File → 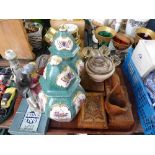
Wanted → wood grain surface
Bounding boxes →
[78,92,107,129]
[0,19,35,60]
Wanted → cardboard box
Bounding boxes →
[9,99,49,135]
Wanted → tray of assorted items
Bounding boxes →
[48,42,135,134]
[37,23,135,134]
[49,69,135,134]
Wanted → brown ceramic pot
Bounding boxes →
[85,56,115,82]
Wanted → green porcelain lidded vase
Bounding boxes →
[39,25,86,122]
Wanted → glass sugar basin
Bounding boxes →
[85,54,115,82]
[86,56,114,75]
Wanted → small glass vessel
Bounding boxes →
[86,56,114,75]
[85,48,115,82]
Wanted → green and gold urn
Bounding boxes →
[39,25,85,122]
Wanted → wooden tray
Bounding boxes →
[49,68,137,134]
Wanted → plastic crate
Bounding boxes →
[122,48,155,135]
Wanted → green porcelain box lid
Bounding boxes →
[48,25,80,58]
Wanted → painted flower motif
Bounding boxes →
[50,104,71,122]
[73,91,86,105]
[55,37,73,51]
[56,66,75,88]
[49,55,62,65]
[73,91,86,113]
